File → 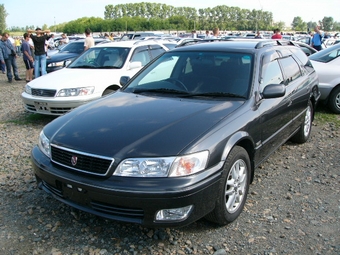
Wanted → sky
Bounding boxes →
[3,0,339,29]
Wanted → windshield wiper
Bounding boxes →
[180,92,246,99]
[132,88,189,94]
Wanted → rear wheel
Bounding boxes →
[291,100,313,144]
[205,146,250,225]
[328,86,340,114]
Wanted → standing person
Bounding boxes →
[255,31,263,38]
[271,29,282,39]
[211,27,220,39]
[59,33,69,45]
[22,33,34,83]
[312,26,323,51]
[47,34,55,50]
[0,34,5,74]
[0,32,22,83]
[15,37,22,56]
[84,28,94,51]
[28,28,52,78]
[205,30,211,39]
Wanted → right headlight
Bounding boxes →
[57,87,95,97]
[25,84,32,95]
[38,131,51,158]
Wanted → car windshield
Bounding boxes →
[68,47,130,69]
[309,44,340,63]
[123,51,253,99]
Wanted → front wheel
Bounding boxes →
[328,86,340,114]
[290,100,313,144]
[205,146,250,225]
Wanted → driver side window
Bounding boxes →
[260,60,284,92]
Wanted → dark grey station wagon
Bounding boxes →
[32,39,320,227]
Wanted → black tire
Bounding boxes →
[205,146,250,225]
[291,100,313,144]
[328,86,340,114]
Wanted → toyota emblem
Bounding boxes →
[71,155,78,166]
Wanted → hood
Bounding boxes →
[46,52,79,63]
[28,68,117,89]
[44,92,244,160]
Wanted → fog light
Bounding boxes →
[155,205,193,221]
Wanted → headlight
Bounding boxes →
[114,151,209,177]
[38,131,51,158]
[25,85,32,94]
[57,87,95,97]
[48,61,65,67]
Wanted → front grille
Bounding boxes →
[51,145,114,176]
[32,88,57,97]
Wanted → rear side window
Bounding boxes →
[149,45,166,59]
[278,57,301,84]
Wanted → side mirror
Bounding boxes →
[129,61,142,70]
[120,76,130,86]
[262,84,286,99]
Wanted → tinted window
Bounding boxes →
[260,60,284,91]
[149,45,166,59]
[278,57,301,83]
[309,44,340,63]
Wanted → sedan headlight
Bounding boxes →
[57,87,95,97]
[25,84,32,94]
[38,131,51,158]
[114,151,209,177]
[48,61,65,67]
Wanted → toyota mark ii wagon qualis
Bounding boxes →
[31,39,320,227]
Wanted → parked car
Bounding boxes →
[31,39,320,228]
[22,40,172,115]
[46,38,110,73]
[309,43,340,113]
[292,41,318,56]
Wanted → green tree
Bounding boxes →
[321,16,334,31]
[0,4,7,33]
[291,16,307,31]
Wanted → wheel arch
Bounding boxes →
[221,131,256,184]
[102,84,121,96]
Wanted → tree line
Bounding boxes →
[1,3,339,35]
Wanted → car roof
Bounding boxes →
[91,40,169,49]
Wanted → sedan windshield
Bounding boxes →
[309,44,340,63]
[123,51,253,98]
[68,47,130,69]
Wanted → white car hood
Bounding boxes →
[27,68,124,90]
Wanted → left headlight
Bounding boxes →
[38,131,51,158]
[25,85,32,95]
[57,87,95,97]
[114,151,209,177]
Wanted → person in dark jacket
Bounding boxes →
[0,32,22,83]
[27,28,52,78]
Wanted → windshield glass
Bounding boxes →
[68,47,130,69]
[123,51,253,98]
[309,44,340,63]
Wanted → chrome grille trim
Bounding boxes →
[51,144,115,176]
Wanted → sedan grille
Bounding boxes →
[32,89,57,97]
[51,145,114,176]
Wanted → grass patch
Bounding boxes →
[4,113,56,126]
[315,104,340,127]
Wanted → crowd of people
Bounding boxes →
[0,28,95,83]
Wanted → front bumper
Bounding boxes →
[31,146,223,227]
[21,92,100,116]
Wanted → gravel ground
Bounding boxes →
[0,61,339,255]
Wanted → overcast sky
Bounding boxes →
[3,0,339,29]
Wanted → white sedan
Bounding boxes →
[309,43,340,113]
[22,40,174,115]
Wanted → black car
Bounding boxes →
[32,39,320,228]
[46,38,110,73]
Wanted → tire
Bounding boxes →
[328,86,340,114]
[205,146,250,225]
[290,100,313,144]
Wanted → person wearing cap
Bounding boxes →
[27,28,53,78]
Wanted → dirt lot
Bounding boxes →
[0,60,339,255]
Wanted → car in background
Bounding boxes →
[31,39,320,227]
[292,41,317,56]
[46,38,110,73]
[22,40,172,115]
[309,43,340,113]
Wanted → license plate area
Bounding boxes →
[34,101,50,113]
[61,182,90,205]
